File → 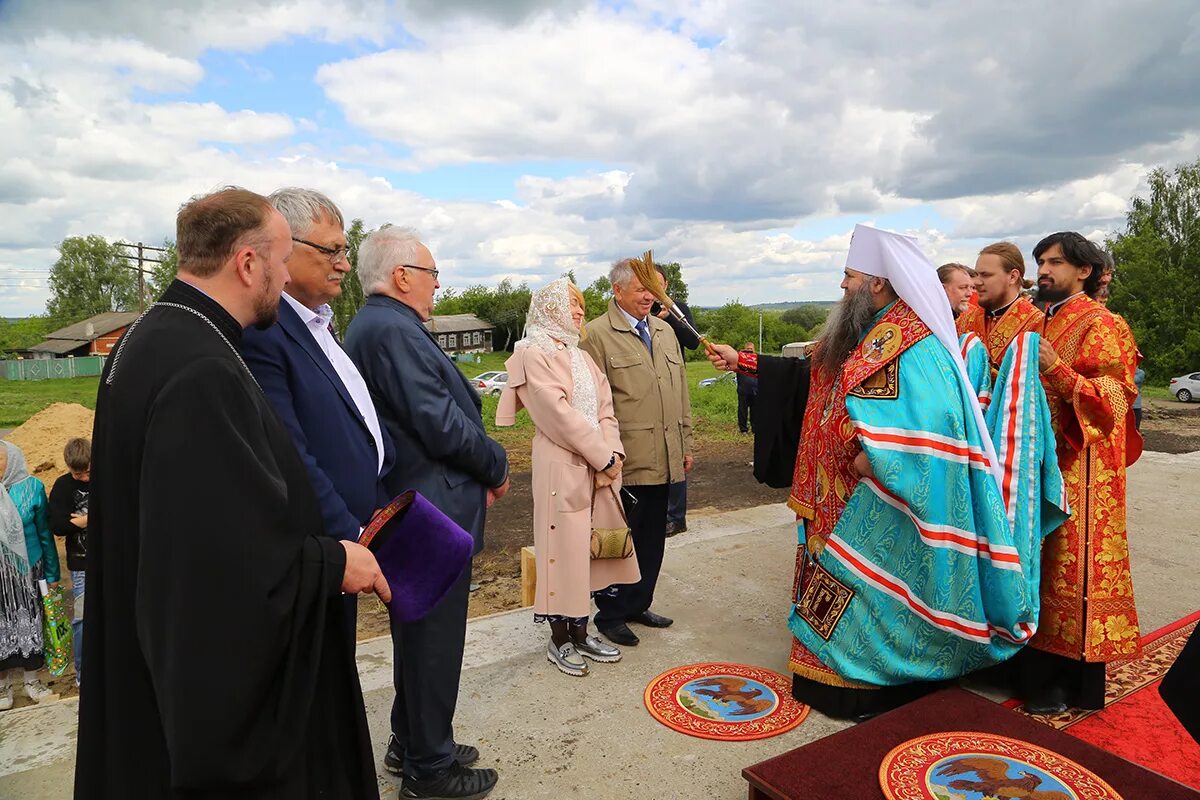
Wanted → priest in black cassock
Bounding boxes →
[75,187,391,800]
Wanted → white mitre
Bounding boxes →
[845,223,1001,483]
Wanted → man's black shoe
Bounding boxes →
[598,622,639,646]
[1022,685,1069,716]
[386,736,480,776]
[665,520,687,537]
[400,763,498,800]
[631,610,674,628]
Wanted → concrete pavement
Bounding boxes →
[2,451,1197,799]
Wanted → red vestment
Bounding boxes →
[1035,293,1141,663]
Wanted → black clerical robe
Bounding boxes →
[75,280,378,800]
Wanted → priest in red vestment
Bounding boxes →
[1016,231,1142,714]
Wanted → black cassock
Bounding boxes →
[750,354,810,489]
[75,280,378,799]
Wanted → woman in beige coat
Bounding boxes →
[497,279,640,676]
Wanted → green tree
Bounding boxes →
[780,304,829,337]
[148,240,178,300]
[582,275,611,320]
[46,235,139,323]
[655,261,689,304]
[0,316,57,357]
[1107,158,1200,381]
[331,218,370,334]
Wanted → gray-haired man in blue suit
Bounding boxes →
[345,225,508,800]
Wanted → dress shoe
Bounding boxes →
[631,610,674,628]
[546,640,588,677]
[400,763,498,800]
[665,520,687,537]
[573,635,622,663]
[598,622,640,646]
[386,735,479,776]
[1022,685,1069,716]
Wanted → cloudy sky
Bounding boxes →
[2,0,1198,316]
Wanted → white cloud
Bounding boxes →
[3,0,1198,318]
[0,0,393,55]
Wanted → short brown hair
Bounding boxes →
[63,437,91,471]
[978,241,1025,278]
[937,263,971,284]
[176,187,274,278]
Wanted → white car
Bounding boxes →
[1169,371,1200,403]
[472,371,508,396]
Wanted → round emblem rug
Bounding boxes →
[643,662,809,741]
[879,731,1125,800]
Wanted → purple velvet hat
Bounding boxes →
[359,490,474,623]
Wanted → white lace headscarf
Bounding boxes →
[514,278,599,430]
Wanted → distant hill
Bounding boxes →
[692,300,837,312]
[748,301,837,311]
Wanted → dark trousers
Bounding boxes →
[594,483,669,629]
[666,480,687,526]
[1011,645,1106,710]
[1133,407,1142,429]
[738,392,755,433]
[390,561,472,779]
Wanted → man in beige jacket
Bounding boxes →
[581,258,694,646]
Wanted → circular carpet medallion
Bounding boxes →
[879,731,1125,800]
[643,662,809,741]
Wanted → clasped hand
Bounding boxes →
[594,455,623,488]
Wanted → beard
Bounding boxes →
[252,262,281,330]
[815,283,877,374]
[1036,280,1070,304]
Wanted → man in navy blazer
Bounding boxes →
[240,188,393,639]
[346,225,508,800]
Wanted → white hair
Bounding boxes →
[608,258,636,289]
[358,225,425,294]
[268,187,344,237]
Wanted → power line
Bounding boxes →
[114,241,170,312]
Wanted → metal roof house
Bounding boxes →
[423,314,494,354]
[29,311,140,359]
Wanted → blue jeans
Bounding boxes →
[70,571,85,682]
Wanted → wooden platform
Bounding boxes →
[743,688,1200,799]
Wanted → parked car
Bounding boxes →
[698,372,735,389]
[1169,371,1200,403]
[472,371,508,396]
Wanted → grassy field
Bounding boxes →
[0,377,100,428]
[0,353,738,470]
[0,355,1183,432]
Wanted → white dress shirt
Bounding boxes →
[281,292,386,474]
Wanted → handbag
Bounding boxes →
[38,579,72,677]
[590,484,634,560]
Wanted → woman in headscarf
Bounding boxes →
[497,279,640,677]
[1,440,60,708]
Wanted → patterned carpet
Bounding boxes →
[1011,610,1200,789]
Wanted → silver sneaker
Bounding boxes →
[547,640,588,677]
[574,635,622,663]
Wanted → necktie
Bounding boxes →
[636,318,652,354]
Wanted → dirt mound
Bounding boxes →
[4,402,95,490]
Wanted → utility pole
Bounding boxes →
[758,312,763,353]
[115,242,168,311]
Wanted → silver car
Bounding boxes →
[1169,371,1200,402]
[472,371,508,396]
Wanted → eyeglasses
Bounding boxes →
[395,264,440,280]
[292,237,349,264]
